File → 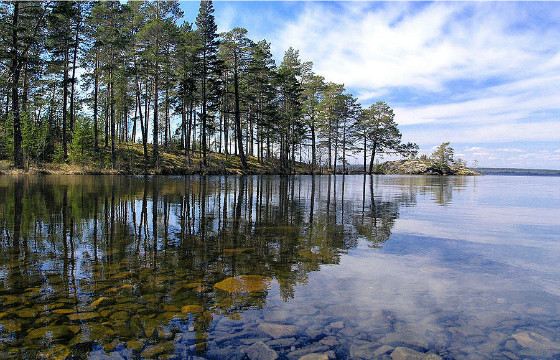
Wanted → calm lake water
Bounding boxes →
[0,175,559,359]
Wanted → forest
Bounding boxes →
[0,0,419,174]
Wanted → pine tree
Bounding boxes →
[137,1,181,167]
[195,0,221,167]
[277,48,304,171]
[220,27,252,169]
[2,2,47,168]
[302,70,325,172]
[247,40,278,162]
[358,101,412,174]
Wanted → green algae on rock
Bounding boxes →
[140,341,175,358]
[214,275,271,294]
[67,312,100,322]
[90,297,114,309]
[127,339,146,352]
[181,305,203,314]
[37,344,71,360]
[25,325,80,343]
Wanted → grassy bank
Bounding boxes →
[0,143,480,176]
[0,143,312,175]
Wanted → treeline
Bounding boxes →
[0,1,417,173]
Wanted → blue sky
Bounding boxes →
[181,1,560,169]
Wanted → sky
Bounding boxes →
[181,1,560,169]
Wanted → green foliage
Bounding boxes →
[1,0,431,174]
[0,116,13,160]
[430,142,455,174]
[69,117,95,164]
[22,112,49,163]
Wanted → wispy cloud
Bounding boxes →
[204,1,560,168]
[272,2,559,94]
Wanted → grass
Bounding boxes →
[0,143,313,175]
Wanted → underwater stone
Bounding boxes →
[391,347,442,360]
[37,344,70,360]
[373,345,394,357]
[214,275,270,294]
[244,341,279,360]
[25,325,79,342]
[67,312,100,321]
[181,305,203,314]
[512,331,560,352]
[52,309,75,315]
[140,341,175,358]
[127,339,145,352]
[16,309,38,318]
[258,323,298,339]
[299,352,335,360]
[91,297,114,309]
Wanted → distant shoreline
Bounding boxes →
[476,168,560,176]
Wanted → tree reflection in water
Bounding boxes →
[0,175,464,358]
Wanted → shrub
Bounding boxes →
[69,117,95,164]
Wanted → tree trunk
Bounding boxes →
[136,82,147,162]
[369,142,377,175]
[153,67,159,168]
[62,46,69,160]
[11,2,23,169]
[363,135,367,174]
[223,73,228,155]
[233,57,247,169]
[93,53,99,151]
[69,18,79,134]
[311,119,316,173]
[181,93,186,151]
[201,52,207,166]
[164,83,169,148]
[110,69,116,168]
[104,94,108,148]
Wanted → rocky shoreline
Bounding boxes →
[379,159,480,176]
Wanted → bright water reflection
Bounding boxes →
[0,175,559,359]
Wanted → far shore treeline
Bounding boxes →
[0,1,470,175]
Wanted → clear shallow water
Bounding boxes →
[0,175,559,359]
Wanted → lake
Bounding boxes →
[0,175,559,359]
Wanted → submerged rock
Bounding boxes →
[391,347,442,360]
[67,312,100,321]
[373,345,394,357]
[140,341,175,358]
[214,275,270,294]
[512,331,560,351]
[1,295,21,306]
[52,309,75,315]
[181,305,203,314]
[25,325,80,342]
[267,337,297,348]
[37,344,70,360]
[0,320,22,333]
[127,339,145,352]
[258,323,298,339]
[328,321,344,330]
[90,297,114,309]
[299,352,335,360]
[244,341,278,360]
[15,309,38,319]
[287,344,330,360]
[319,336,339,347]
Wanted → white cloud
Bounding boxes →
[394,74,560,127]
[273,2,559,93]
[270,2,560,156]
[403,121,560,145]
